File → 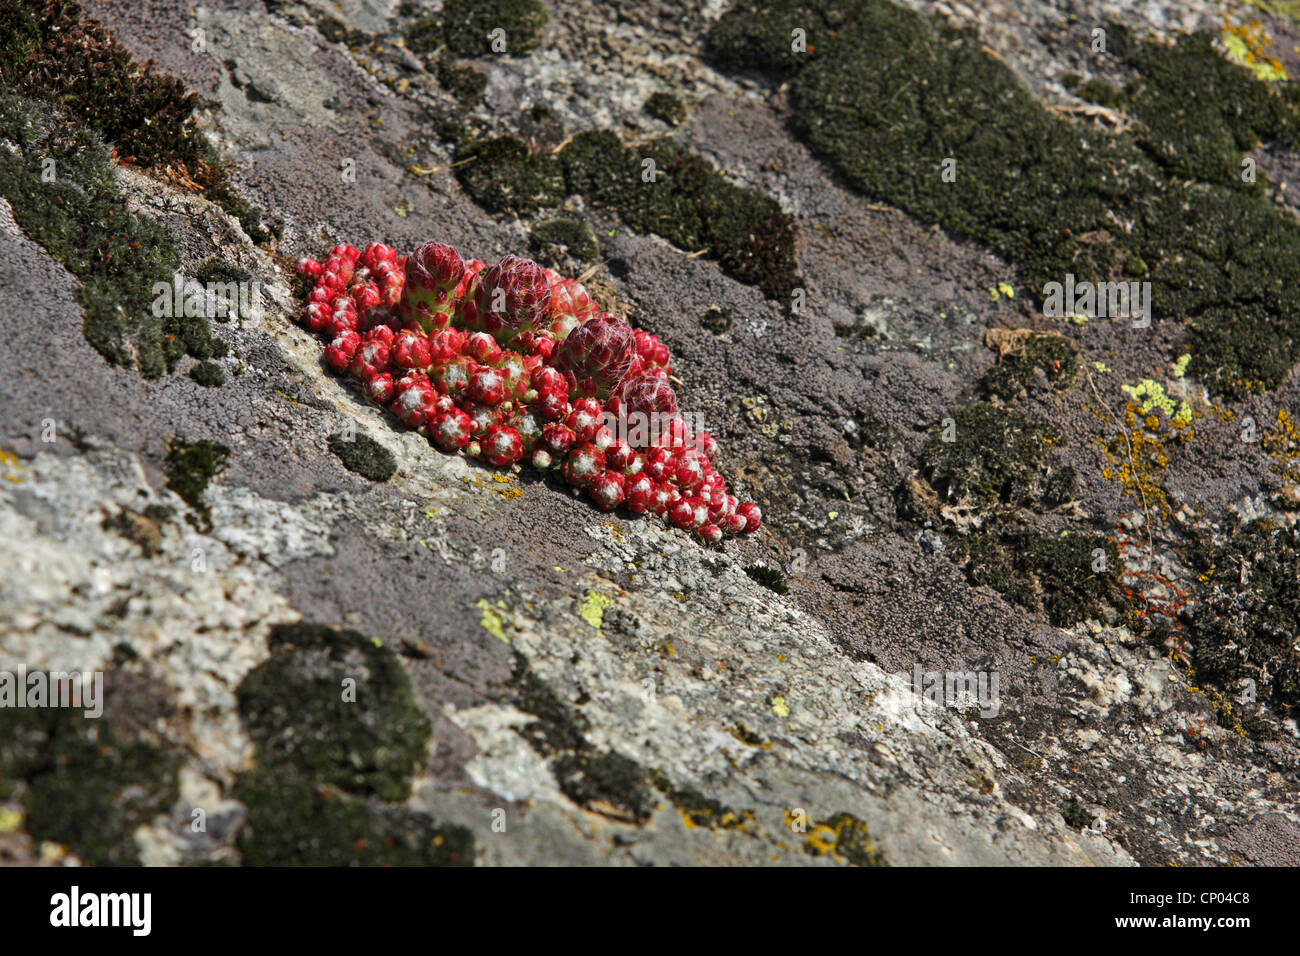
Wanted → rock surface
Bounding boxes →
[1,0,1298,865]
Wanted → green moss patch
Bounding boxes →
[709,1,1300,395]
[1187,521,1300,710]
[557,131,801,302]
[453,129,800,302]
[454,135,565,215]
[982,333,1079,401]
[644,92,687,126]
[164,438,229,530]
[435,53,487,106]
[188,360,225,387]
[510,652,591,755]
[0,88,231,377]
[235,768,471,866]
[551,751,656,824]
[920,404,1061,510]
[233,623,462,865]
[953,530,1121,627]
[434,0,548,58]
[0,702,179,865]
[1,0,277,243]
[744,563,789,594]
[236,623,431,802]
[529,218,599,266]
[328,433,397,482]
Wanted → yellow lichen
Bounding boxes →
[578,590,614,631]
[476,598,508,642]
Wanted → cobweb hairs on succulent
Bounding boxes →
[296,241,762,544]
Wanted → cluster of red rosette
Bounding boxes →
[296,241,761,543]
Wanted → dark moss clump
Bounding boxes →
[435,53,487,106]
[708,1,1300,396]
[0,88,229,377]
[328,433,397,482]
[644,92,687,126]
[745,563,789,594]
[454,135,565,215]
[189,360,225,388]
[954,530,1120,627]
[920,404,1061,510]
[551,750,656,824]
[529,219,599,267]
[232,623,468,865]
[701,306,734,335]
[236,623,432,802]
[0,701,179,865]
[510,652,591,755]
[195,258,253,287]
[1060,797,1096,831]
[1185,521,1300,710]
[235,769,472,866]
[982,334,1079,401]
[0,1,276,244]
[164,438,230,530]
[558,131,801,302]
[453,129,800,302]
[439,0,548,57]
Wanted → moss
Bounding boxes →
[708,1,1300,396]
[920,404,1061,510]
[982,334,1079,401]
[551,751,656,824]
[188,360,225,388]
[0,703,179,865]
[440,0,548,57]
[235,768,472,866]
[0,87,231,377]
[744,563,789,594]
[232,623,467,865]
[236,623,432,803]
[701,306,734,335]
[644,92,687,126]
[529,218,599,266]
[328,433,397,482]
[405,17,442,54]
[1060,797,1096,831]
[454,135,565,215]
[435,53,487,107]
[953,529,1119,626]
[195,258,253,287]
[164,438,229,530]
[1186,521,1300,710]
[0,1,276,245]
[510,652,591,755]
[557,131,801,303]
